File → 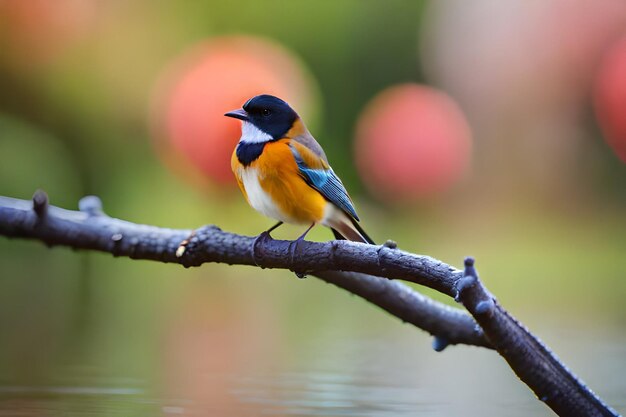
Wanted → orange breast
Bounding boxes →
[246,139,327,224]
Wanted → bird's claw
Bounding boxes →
[288,238,300,265]
[251,230,273,267]
[289,235,308,278]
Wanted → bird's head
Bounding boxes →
[225,94,299,143]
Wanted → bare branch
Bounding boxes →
[456,258,617,416]
[0,192,619,417]
[0,193,488,349]
[316,270,484,352]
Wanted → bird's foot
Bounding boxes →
[288,237,307,279]
[289,223,315,279]
[288,236,303,265]
[251,230,273,267]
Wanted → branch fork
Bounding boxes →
[0,191,618,417]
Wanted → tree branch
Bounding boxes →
[456,258,617,416]
[0,192,487,349]
[0,191,619,417]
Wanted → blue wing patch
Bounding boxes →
[289,145,359,221]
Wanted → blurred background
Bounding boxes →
[0,0,625,415]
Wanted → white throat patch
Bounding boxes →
[240,121,273,144]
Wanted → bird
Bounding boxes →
[225,94,374,245]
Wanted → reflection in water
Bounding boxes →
[0,333,624,417]
[0,385,152,416]
[0,386,142,395]
[0,373,439,416]
[0,273,624,416]
[230,371,436,416]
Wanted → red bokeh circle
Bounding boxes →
[593,35,626,163]
[355,84,472,202]
[152,36,316,186]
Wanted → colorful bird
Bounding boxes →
[225,94,373,245]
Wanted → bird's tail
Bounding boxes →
[330,216,375,244]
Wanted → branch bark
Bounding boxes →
[0,191,619,417]
[0,192,488,349]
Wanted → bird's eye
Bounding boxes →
[262,108,271,117]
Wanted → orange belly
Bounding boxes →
[232,139,327,224]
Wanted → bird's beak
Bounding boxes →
[224,108,248,121]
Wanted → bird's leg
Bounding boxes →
[296,223,315,241]
[289,223,315,278]
[251,221,283,266]
[255,221,283,245]
[265,221,284,235]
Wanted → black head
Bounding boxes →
[225,94,298,140]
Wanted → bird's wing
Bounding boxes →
[288,141,359,221]
[288,119,329,162]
